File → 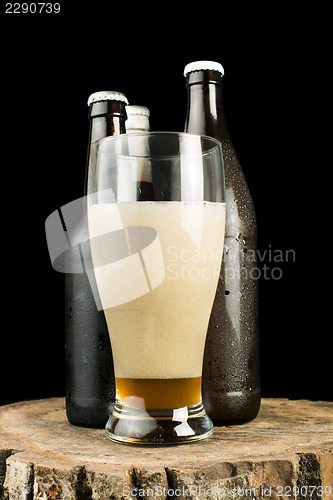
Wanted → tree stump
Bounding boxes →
[0,398,332,499]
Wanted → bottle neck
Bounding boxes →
[89,115,125,143]
[185,71,229,141]
[84,100,127,193]
[88,100,127,145]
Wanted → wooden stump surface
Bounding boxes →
[0,398,332,499]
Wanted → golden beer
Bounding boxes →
[115,377,202,410]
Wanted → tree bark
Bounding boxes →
[0,398,332,499]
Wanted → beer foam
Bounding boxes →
[89,201,226,379]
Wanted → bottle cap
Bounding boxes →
[126,105,150,117]
[87,91,129,106]
[184,61,224,76]
[126,105,150,132]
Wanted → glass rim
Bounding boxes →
[92,131,222,159]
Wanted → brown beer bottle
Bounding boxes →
[184,61,261,423]
[65,91,128,427]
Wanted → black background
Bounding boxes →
[1,5,328,407]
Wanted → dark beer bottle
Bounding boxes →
[184,61,261,423]
[65,91,128,427]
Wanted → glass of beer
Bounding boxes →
[86,132,226,444]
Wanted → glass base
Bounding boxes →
[105,401,213,445]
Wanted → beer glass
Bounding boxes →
[86,132,226,444]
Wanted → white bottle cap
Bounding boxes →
[126,105,150,118]
[184,61,224,76]
[126,105,150,132]
[87,91,129,106]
